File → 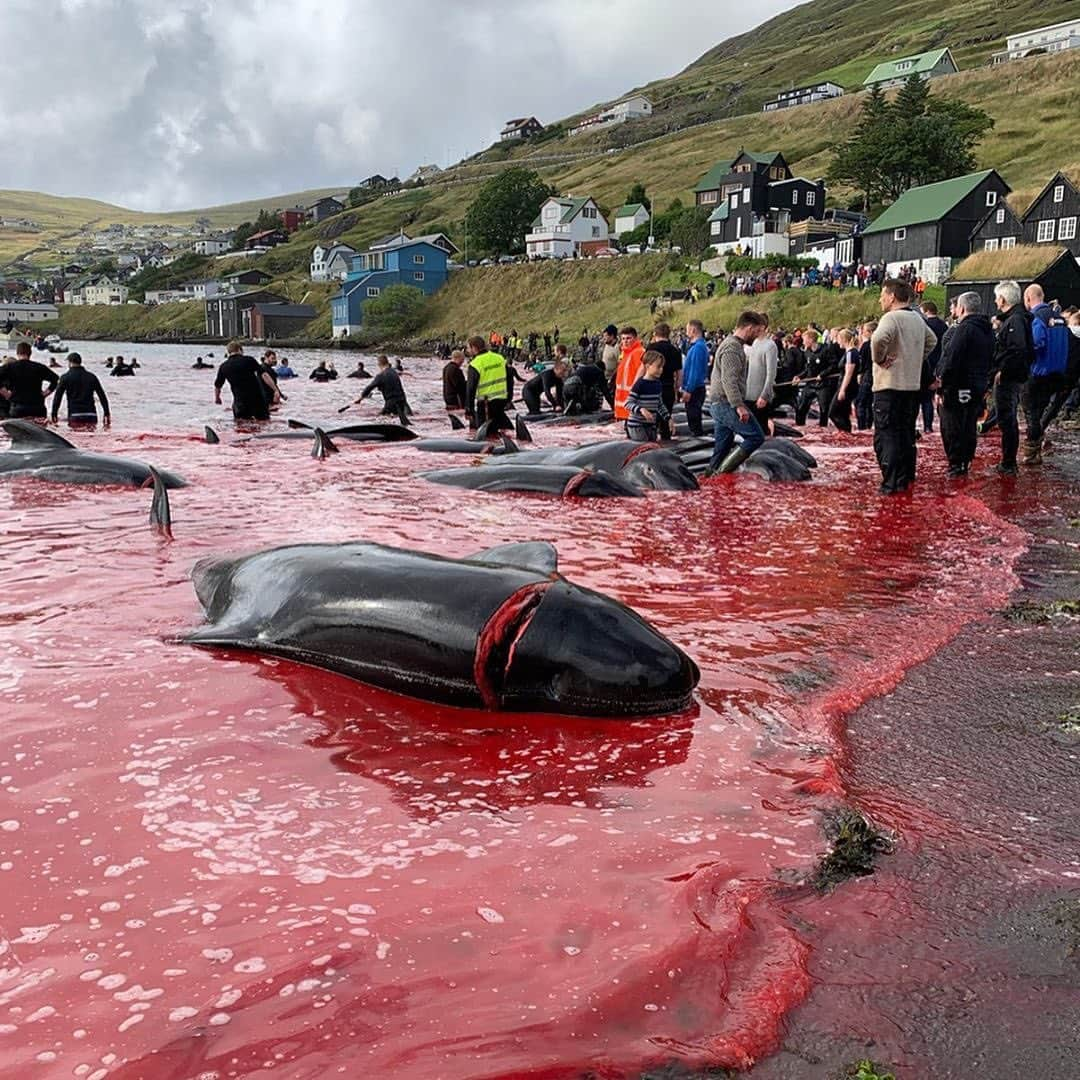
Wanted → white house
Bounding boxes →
[613,202,650,237]
[526,196,609,258]
[66,276,130,306]
[0,302,58,323]
[179,280,221,300]
[144,289,190,305]
[310,243,358,282]
[194,236,233,256]
[993,17,1080,63]
[408,163,442,183]
[569,95,653,136]
[762,82,843,112]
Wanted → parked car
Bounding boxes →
[625,244,642,255]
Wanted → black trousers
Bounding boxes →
[522,384,543,414]
[380,400,411,425]
[996,380,1022,468]
[872,389,920,493]
[938,388,981,473]
[473,398,511,431]
[855,381,874,430]
[1022,374,1062,448]
[828,388,854,432]
[795,383,834,426]
[683,386,706,435]
[659,384,676,439]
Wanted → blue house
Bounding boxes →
[331,238,449,337]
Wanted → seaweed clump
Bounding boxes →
[1003,599,1080,624]
[810,807,894,893]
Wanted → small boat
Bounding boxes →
[45,334,68,354]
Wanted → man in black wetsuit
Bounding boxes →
[310,360,333,382]
[110,355,136,377]
[0,342,58,418]
[214,340,279,420]
[793,329,840,426]
[50,353,110,426]
[192,356,215,369]
[346,361,371,379]
[563,358,607,415]
[522,358,568,414]
[356,355,410,424]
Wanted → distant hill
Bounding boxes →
[0,185,349,267]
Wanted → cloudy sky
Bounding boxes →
[5,0,799,212]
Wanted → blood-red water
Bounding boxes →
[0,343,1030,1079]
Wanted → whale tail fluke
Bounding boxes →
[203,425,220,444]
[149,467,173,536]
[514,416,533,443]
[311,428,339,459]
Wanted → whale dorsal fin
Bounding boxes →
[311,428,339,459]
[467,541,558,575]
[2,419,75,449]
[204,425,220,444]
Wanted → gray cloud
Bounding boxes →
[3,0,798,210]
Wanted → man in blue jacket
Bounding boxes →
[680,318,710,436]
[1022,283,1070,465]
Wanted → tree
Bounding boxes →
[828,77,993,208]
[626,182,651,212]
[464,167,555,256]
[361,284,428,340]
[666,207,712,257]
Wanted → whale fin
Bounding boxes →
[149,466,172,535]
[287,419,314,430]
[474,421,492,441]
[311,428,339,459]
[449,414,465,431]
[500,436,519,454]
[203,425,220,444]
[467,541,558,575]
[514,416,533,443]
[2,419,75,449]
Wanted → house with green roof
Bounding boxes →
[861,169,1010,282]
[693,150,826,256]
[613,202,649,237]
[526,195,609,258]
[862,47,958,90]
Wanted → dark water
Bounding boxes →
[0,341,1049,1078]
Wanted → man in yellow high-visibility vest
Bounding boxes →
[465,335,511,433]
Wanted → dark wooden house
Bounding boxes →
[245,303,317,339]
[221,268,273,290]
[1020,171,1080,257]
[946,246,1080,312]
[861,170,1011,278]
[205,289,287,339]
[969,201,1023,252]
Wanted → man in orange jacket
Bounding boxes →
[613,326,646,420]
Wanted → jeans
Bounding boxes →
[684,386,706,435]
[1022,374,1062,448]
[659,384,676,440]
[872,389,920,493]
[708,400,765,471]
[855,381,874,430]
[938,387,982,473]
[996,380,1022,467]
[920,389,935,432]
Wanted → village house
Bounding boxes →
[245,303,317,340]
[862,47,958,91]
[694,151,826,257]
[205,289,288,338]
[761,82,843,112]
[408,164,442,183]
[500,117,544,141]
[526,196,609,258]
[969,201,1023,253]
[193,236,233,256]
[569,96,652,136]
[220,269,273,292]
[992,17,1080,63]
[613,203,650,237]
[280,207,307,233]
[946,246,1080,312]
[63,276,130,306]
[370,231,459,257]
[1020,171,1080,256]
[244,228,288,251]
[0,301,58,323]
[144,288,190,305]
[310,243,358,282]
[306,197,345,224]
[860,169,1011,282]
[331,239,450,338]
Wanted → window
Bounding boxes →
[699,191,718,205]
[1001,236,1017,249]
[894,227,906,241]
[792,190,799,205]
[806,191,816,207]
[1060,217,1077,241]
[414,271,425,281]
[731,193,740,209]
[986,190,998,207]
[1037,219,1055,242]
[592,226,600,237]
[413,254,424,264]
[366,287,380,297]
[984,238,999,251]
[1053,184,1065,203]
[995,208,1006,224]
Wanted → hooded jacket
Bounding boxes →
[1029,302,1070,378]
[992,304,1033,383]
[936,313,993,392]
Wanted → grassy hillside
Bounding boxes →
[0,185,348,266]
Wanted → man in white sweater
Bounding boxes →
[745,313,778,432]
[870,278,937,494]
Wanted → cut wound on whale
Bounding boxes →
[473,583,552,709]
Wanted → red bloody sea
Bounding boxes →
[0,342,1048,1079]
